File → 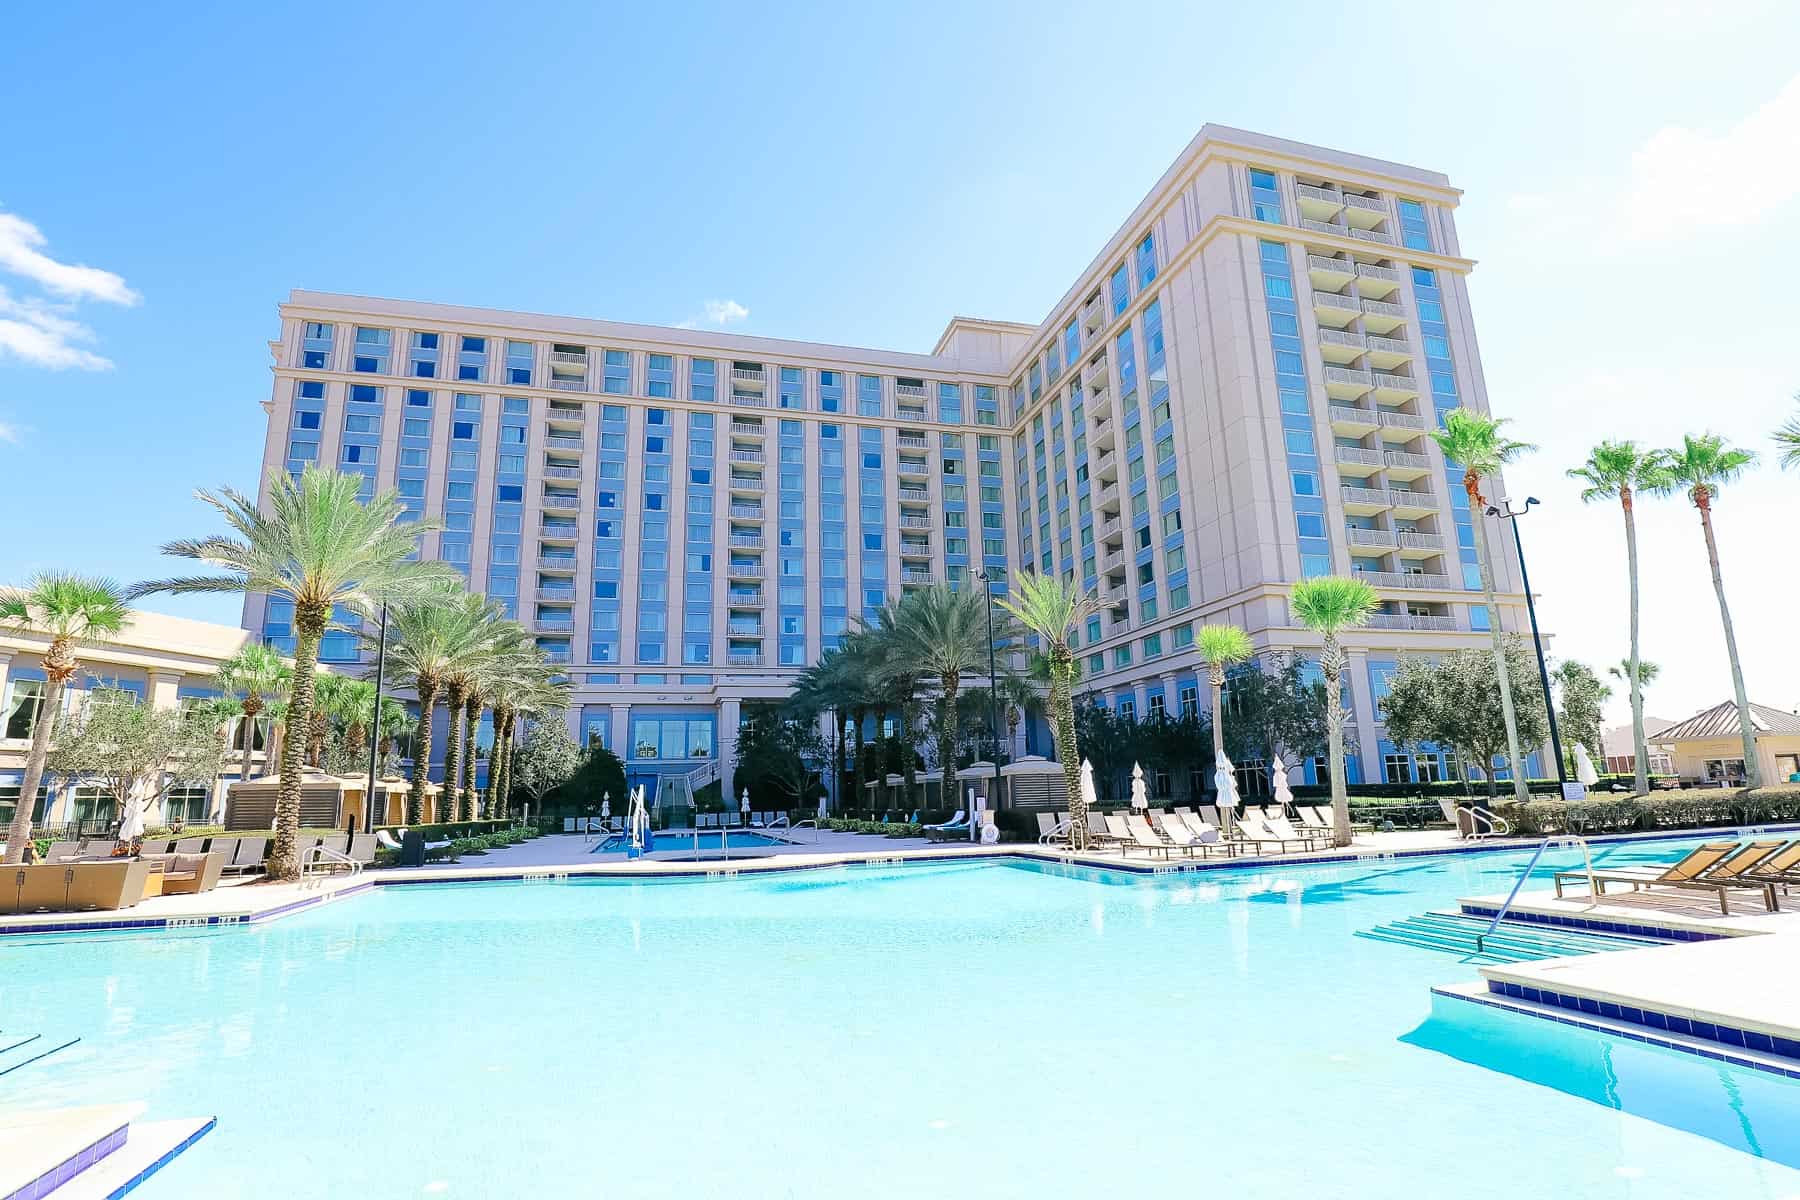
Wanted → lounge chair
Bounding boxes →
[80,839,118,860]
[141,851,226,895]
[1553,841,1779,914]
[173,837,206,853]
[348,834,377,865]
[924,811,969,842]
[319,833,350,856]
[1262,812,1329,850]
[1082,811,1121,848]
[1743,841,1800,892]
[1232,811,1316,854]
[1176,812,1237,856]
[222,838,268,876]
[1116,814,1189,859]
[1199,805,1225,830]
[41,840,79,863]
[208,837,242,865]
[923,810,965,830]
[137,838,172,856]
[1296,807,1330,832]
[1035,813,1060,841]
[1155,814,1222,858]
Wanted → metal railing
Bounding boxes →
[1474,836,1592,956]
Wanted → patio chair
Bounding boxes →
[42,840,79,863]
[1231,811,1316,854]
[1262,812,1329,850]
[1156,814,1222,858]
[208,837,242,865]
[1085,811,1121,847]
[923,811,969,842]
[1743,841,1800,893]
[80,839,118,859]
[137,839,172,856]
[1176,812,1236,856]
[348,834,377,865]
[1296,807,1330,831]
[173,837,206,853]
[222,838,268,876]
[1035,813,1060,841]
[1199,805,1224,829]
[1552,841,1777,914]
[1117,814,1189,859]
[563,817,576,833]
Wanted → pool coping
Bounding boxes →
[3,821,1797,940]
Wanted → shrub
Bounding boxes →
[1493,784,1800,837]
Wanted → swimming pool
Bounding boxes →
[4,837,1797,1197]
[589,828,787,855]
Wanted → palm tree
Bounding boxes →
[133,465,454,880]
[376,584,478,825]
[1432,409,1536,803]
[308,670,348,769]
[1608,657,1660,688]
[1568,441,1670,797]
[487,666,567,818]
[1653,433,1762,786]
[1197,624,1254,801]
[212,642,289,790]
[1777,399,1800,471]
[1291,576,1377,847]
[333,678,379,768]
[857,600,925,814]
[0,574,130,863]
[438,596,519,822]
[997,572,1102,850]
[885,584,1005,814]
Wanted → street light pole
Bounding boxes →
[361,602,390,833]
[974,570,1005,822]
[1487,498,1566,787]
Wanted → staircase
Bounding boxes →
[0,1028,80,1078]
[1357,911,1667,965]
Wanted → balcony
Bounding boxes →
[1355,262,1402,298]
[1312,290,1361,329]
[1372,373,1421,403]
[1081,299,1105,337]
[546,402,585,422]
[1098,482,1120,509]
[896,458,929,478]
[536,585,576,601]
[1341,193,1388,228]
[539,518,579,542]
[729,449,764,464]
[1359,298,1406,335]
[1334,445,1384,477]
[900,568,935,585]
[1378,410,1429,440]
[731,366,766,388]
[1094,449,1119,481]
[896,433,928,449]
[540,490,580,513]
[728,473,764,494]
[895,383,928,402]
[1364,612,1410,631]
[550,349,586,366]
[1383,449,1432,480]
[729,503,765,520]
[1388,488,1436,517]
[726,591,765,609]
[1101,550,1125,573]
[1104,584,1129,605]
[1364,334,1413,369]
[729,533,763,549]
[730,420,765,437]
[727,653,763,667]
[1407,614,1458,631]
[534,616,575,633]
[544,434,583,452]
[1083,357,1110,394]
[1328,405,1379,436]
[549,377,587,392]
[1346,526,1396,549]
[1090,416,1117,451]
[540,648,573,665]
[1295,182,1345,220]
[1340,485,1392,515]
[727,562,763,579]
[1306,254,1356,289]
[898,514,932,529]
[1397,531,1446,556]
[1349,227,1397,246]
[1356,570,1453,590]
[897,485,929,501]
[899,539,932,559]
[1299,217,1344,239]
[543,464,581,480]
[1323,365,1374,401]
[896,404,927,421]
[1317,328,1366,364]
[731,392,772,408]
[1100,516,1122,540]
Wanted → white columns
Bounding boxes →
[718,697,741,805]
[1345,649,1382,783]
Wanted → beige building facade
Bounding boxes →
[251,125,1545,799]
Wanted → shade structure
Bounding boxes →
[1573,743,1600,787]
[1272,756,1295,808]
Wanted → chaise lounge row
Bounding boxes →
[1553,838,1800,914]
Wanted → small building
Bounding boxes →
[1649,702,1800,786]
[1601,717,1676,777]
[224,772,431,832]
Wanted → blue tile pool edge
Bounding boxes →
[1433,985,1800,1081]
[106,1117,217,1199]
[0,1121,128,1200]
[1456,903,1734,944]
[3,821,1795,940]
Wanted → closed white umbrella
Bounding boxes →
[118,797,145,843]
[1079,759,1099,847]
[740,788,751,825]
[1573,743,1600,787]
[1214,754,1241,839]
[1271,756,1295,810]
[1130,762,1149,817]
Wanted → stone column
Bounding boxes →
[718,697,741,809]
[1345,649,1382,783]
[609,704,630,761]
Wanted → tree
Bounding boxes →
[884,584,1007,815]
[48,687,226,832]
[997,572,1103,850]
[1653,432,1762,786]
[510,713,581,815]
[731,715,827,811]
[1568,440,1669,796]
[1608,658,1660,689]
[1197,624,1254,801]
[1432,409,1536,804]
[1551,660,1609,770]
[1380,639,1551,800]
[376,583,471,824]
[0,574,130,863]
[1222,655,1328,774]
[562,744,628,816]
[487,668,569,819]
[857,599,926,814]
[212,642,290,789]
[1777,397,1800,471]
[1291,576,1378,846]
[133,465,455,881]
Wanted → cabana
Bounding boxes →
[224,771,427,831]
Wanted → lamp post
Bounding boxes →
[1486,497,1566,788]
[973,569,1005,817]
[363,601,389,833]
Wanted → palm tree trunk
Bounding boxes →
[939,677,959,817]
[850,707,866,816]
[2,670,67,864]
[900,699,919,814]
[442,686,467,827]
[270,611,325,882]
[1323,641,1350,848]
[461,698,480,820]
[407,683,435,826]
[1208,664,1229,835]
[265,720,284,784]
[238,698,259,792]
[1050,649,1085,851]
[1467,474,1529,804]
[1621,492,1649,797]
[1697,495,1761,786]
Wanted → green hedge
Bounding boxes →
[374,819,514,841]
[1494,785,1800,836]
[822,817,923,838]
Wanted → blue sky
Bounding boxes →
[2,1,1796,726]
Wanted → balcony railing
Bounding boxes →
[1384,450,1431,471]
[730,420,765,436]
[896,434,928,449]
[896,460,929,476]
[898,514,932,529]
[731,393,772,408]
[1324,366,1373,390]
[897,486,929,501]
[1313,291,1360,314]
[1098,483,1119,507]
[549,350,586,366]
[1356,262,1401,286]
[1350,228,1397,245]
[1340,485,1390,508]
[1356,570,1453,590]
[1318,329,1366,354]
[1299,217,1343,237]
[1100,517,1122,538]
[1389,488,1436,509]
[540,492,580,511]
[731,367,765,385]
[1343,193,1387,215]
[729,504,765,519]
[540,649,572,665]
[729,534,763,549]
[896,404,927,420]
[1334,446,1385,468]
[899,540,932,557]
[727,653,763,667]
[543,465,581,480]
[1398,531,1445,551]
[536,586,576,601]
[900,569,934,584]
[1345,527,1396,548]
[1295,182,1343,207]
[727,563,763,579]
[1101,551,1125,571]
[1408,614,1458,631]
[1306,253,1355,277]
[549,378,586,391]
[1379,410,1428,432]
[895,383,928,400]
[1365,334,1412,358]
[726,592,765,608]
[729,449,764,464]
[534,617,575,632]
[544,435,583,451]
[1365,612,1410,630]
[1329,405,1378,427]
[1372,373,1420,396]
[1360,298,1404,320]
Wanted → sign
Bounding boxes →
[1560,782,1587,803]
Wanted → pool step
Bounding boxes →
[0,1029,81,1078]
[1357,911,1666,964]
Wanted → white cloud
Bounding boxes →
[702,299,749,325]
[0,285,113,369]
[0,213,139,305]
[0,420,19,444]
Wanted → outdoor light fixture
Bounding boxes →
[1486,496,1569,792]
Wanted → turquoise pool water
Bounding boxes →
[591,829,786,855]
[5,837,1799,1197]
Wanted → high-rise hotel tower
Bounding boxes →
[250,125,1539,802]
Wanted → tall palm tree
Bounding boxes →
[1568,441,1670,797]
[487,665,567,818]
[308,670,348,769]
[1607,657,1660,688]
[1197,624,1254,799]
[332,678,379,768]
[133,465,454,880]
[0,574,130,863]
[376,584,477,824]
[1291,576,1377,847]
[212,641,289,790]
[887,584,1010,814]
[857,600,925,813]
[1777,399,1800,471]
[998,573,1102,850]
[438,596,517,822]
[1432,409,1536,803]
[1653,432,1762,786]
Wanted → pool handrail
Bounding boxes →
[1473,835,1593,956]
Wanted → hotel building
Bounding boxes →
[249,124,1544,803]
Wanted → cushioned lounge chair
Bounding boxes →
[173,837,206,853]
[137,839,172,856]
[1231,812,1316,854]
[1553,841,1777,914]
[1262,812,1329,850]
[1108,814,1181,859]
[222,837,268,876]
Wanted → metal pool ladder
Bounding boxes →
[1474,835,1594,956]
